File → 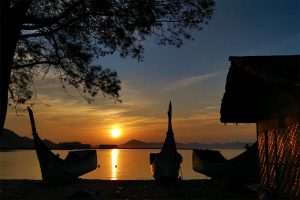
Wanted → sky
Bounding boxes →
[4,0,300,145]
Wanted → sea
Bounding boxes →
[0,149,244,180]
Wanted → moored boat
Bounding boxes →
[27,107,97,183]
[150,102,182,181]
[192,142,259,183]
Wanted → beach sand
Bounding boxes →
[0,179,257,199]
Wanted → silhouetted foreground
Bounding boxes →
[28,107,97,183]
[150,102,182,181]
[220,55,300,198]
[0,179,257,199]
[193,142,259,183]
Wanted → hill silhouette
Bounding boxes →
[1,129,253,150]
[0,129,90,149]
[0,129,34,149]
[118,139,251,149]
[118,139,163,149]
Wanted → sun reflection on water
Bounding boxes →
[111,149,118,180]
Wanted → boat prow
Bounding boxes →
[192,142,259,183]
[149,102,182,181]
[27,107,97,183]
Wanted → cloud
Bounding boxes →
[176,111,220,125]
[162,71,224,92]
[119,81,155,108]
[15,80,158,128]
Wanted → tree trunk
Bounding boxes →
[0,49,13,136]
[0,1,32,136]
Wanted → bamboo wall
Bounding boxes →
[258,122,300,198]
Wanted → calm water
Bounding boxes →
[0,149,243,180]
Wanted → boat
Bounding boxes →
[192,142,259,183]
[150,102,182,181]
[27,107,97,183]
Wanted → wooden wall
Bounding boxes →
[258,123,300,198]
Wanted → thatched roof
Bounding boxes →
[220,55,300,123]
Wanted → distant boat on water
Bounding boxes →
[27,107,97,183]
[150,102,182,181]
[192,142,259,183]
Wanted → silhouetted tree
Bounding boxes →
[0,0,214,134]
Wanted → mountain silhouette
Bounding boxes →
[1,129,252,150]
[0,129,34,149]
[119,139,252,149]
[0,129,89,149]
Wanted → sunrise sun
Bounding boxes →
[111,128,121,138]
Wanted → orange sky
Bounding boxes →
[4,1,298,146]
[4,79,256,145]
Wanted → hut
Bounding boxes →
[220,55,300,198]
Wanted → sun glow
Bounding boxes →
[111,128,121,138]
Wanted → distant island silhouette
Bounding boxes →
[119,139,253,149]
[1,129,253,150]
[0,129,91,150]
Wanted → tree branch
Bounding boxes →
[20,11,87,39]
[12,61,59,69]
[22,1,83,30]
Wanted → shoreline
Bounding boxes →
[0,179,257,199]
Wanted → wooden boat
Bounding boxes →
[192,142,259,183]
[27,107,97,183]
[150,102,182,181]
